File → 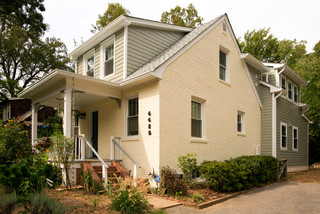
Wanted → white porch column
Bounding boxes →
[31,103,39,146]
[63,89,72,138]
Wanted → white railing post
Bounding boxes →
[110,136,114,160]
[133,164,137,187]
[81,134,86,161]
[102,165,108,186]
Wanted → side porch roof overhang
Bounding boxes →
[18,69,121,108]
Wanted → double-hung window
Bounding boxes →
[281,76,286,90]
[219,50,227,81]
[191,100,203,138]
[292,127,298,151]
[83,49,95,77]
[294,86,298,103]
[288,81,292,100]
[237,111,244,134]
[100,37,115,78]
[127,97,139,136]
[280,122,287,150]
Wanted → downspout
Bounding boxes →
[272,90,284,158]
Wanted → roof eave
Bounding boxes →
[241,53,269,72]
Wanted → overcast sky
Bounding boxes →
[43,0,320,54]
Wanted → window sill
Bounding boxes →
[122,136,140,142]
[292,149,299,152]
[280,147,288,151]
[219,79,231,87]
[237,133,246,137]
[190,138,208,144]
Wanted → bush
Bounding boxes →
[0,120,31,165]
[29,191,65,214]
[0,151,60,195]
[111,189,148,214]
[0,191,18,214]
[200,155,277,192]
[177,154,198,188]
[160,166,187,196]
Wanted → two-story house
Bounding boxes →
[18,14,308,185]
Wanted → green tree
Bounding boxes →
[91,3,130,33]
[295,41,320,164]
[239,28,307,69]
[0,0,71,101]
[161,3,203,27]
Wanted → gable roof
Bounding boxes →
[69,15,192,59]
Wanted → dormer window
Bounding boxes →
[83,49,95,77]
[294,86,298,103]
[281,76,286,89]
[100,36,115,78]
[288,81,292,100]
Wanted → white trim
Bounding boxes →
[219,47,229,83]
[83,48,95,77]
[280,122,288,151]
[292,126,298,151]
[100,35,115,79]
[125,94,139,137]
[272,93,277,157]
[123,25,128,79]
[31,103,38,146]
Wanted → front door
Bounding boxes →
[91,111,98,158]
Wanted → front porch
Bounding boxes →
[18,69,141,185]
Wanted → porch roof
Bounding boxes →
[18,69,121,108]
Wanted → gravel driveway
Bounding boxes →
[166,181,320,214]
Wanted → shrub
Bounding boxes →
[191,193,205,203]
[0,120,31,165]
[29,191,65,214]
[110,189,148,214]
[200,155,277,192]
[177,154,198,188]
[81,169,104,194]
[0,191,18,214]
[160,166,187,196]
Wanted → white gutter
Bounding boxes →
[271,88,284,158]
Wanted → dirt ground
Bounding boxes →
[34,168,320,214]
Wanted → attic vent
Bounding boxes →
[222,22,227,32]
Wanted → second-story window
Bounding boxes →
[281,76,286,90]
[87,56,94,77]
[288,81,292,100]
[219,50,227,81]
[294,86,298,103]
[83,49,95,77]
[104,44,114,76]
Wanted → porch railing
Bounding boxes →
[111,136,141,186]
[74,134,109,185]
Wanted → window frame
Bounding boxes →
[280,122,287,150]
[219,48,229,82]
[287,81,293,100]
[237,111,245,134]
[281,75,286,90]
[191,98,205,139]
[83,49,95,77]
[100,36,115,79]
[126,95,139,137]
[292,126,298,151]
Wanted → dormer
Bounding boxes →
[69,15,192,83]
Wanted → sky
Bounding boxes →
[43,0,320,54]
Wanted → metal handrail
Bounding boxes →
[76,134,109,170]
[112,138,141,168]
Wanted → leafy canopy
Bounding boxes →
[91,3,130,33]
[161,3,203,27]
[0,0,71,101]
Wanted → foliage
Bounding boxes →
[0,191,18,214]
[0,151,59,195]
[295,41,320,164]
[191,193,204,203]
[200,156,277,192]
[38,112,63,138]
[50,134,74,188]
[177,153,198,188]
[110,189,148,214]
[161,3,203,27]
[160,166,187,196]
[0,0,71,101]
[91,3,130,33]
[29,191,65,214]
[238,28,307,69]
[81,168,104,194]
[0,120,31,165]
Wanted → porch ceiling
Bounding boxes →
[18,69,121,108]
